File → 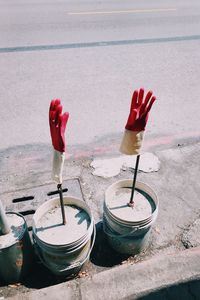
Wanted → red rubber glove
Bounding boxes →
[49,99,69,152]
[120,88,156,155]
[125,88,156,131]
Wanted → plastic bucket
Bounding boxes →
[32,196,95,276]
[0,212,33,283]
[103,180,158,255]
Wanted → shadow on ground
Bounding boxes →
[1,223,200,299]
[0,222,128,291]
[90,222,130,267]
[136,279,200,300]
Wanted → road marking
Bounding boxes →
[1,34,200,53]
[68,8,176,16]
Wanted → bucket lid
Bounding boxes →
[0,213,26,249]
[105,187,155,224]
[35,204,91,246]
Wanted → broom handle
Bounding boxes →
[57,184,66,225]
[0,200,10,235]
[129,155,140,205]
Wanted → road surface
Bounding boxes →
[0,0,200,154]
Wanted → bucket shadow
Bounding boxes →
[21,256,60,288]
[36,223,63,232]
[0,222,129,289]
[0,253,64,289]
[20,255,75,289]
[90,221,130,267]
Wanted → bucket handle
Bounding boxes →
[33,223,96,274]
[103,219,139,238]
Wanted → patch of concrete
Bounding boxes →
[122,152,161,173]
[91,157,122,178]
[91,153,160,178]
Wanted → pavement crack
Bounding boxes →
[181,214,200,249]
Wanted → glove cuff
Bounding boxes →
[52,150,65,184]
[119,129,144,155]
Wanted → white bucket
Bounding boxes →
[0,212,33,283]
[32,196,95,276]
[103,180,158,255]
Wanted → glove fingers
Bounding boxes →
[58,112,69,152]
[50,110,56,123]
[145,96,156,114]
[138,88,144,106]
[130,90,138,111]
[144,91,153,106]
[55,104,62,126]
[140,95,156,119]
[49,100,55,112]
[130,88,144,111]
[50,99,60,111]
[49,100,55,124]
[54,99,61,108]
[140,91,153,116]
[59,112,69,131]
[49,99,61,124]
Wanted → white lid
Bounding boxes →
[35,205,91,245]
[0,213,25,249]
[106,188,154,223]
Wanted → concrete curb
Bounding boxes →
[2,143,200,299]
[8,247,200,300]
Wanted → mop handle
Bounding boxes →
[129,154,140,205]
[0,200,10,235]
[57,184,66,225]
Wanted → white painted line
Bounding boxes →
[68,8,176,16]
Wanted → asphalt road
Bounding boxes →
[0,0,200,153]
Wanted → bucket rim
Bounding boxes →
[32,222,94,251]
[103,208,158,228]
[0,212,27,249]
[33,220,95,254]
[104,204,157,226]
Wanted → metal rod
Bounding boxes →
[0,200,10,235]
[57,184,66,225]
[129,155,140,206]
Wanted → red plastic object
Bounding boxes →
[125,88,156,131]
[49,99,69,152]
